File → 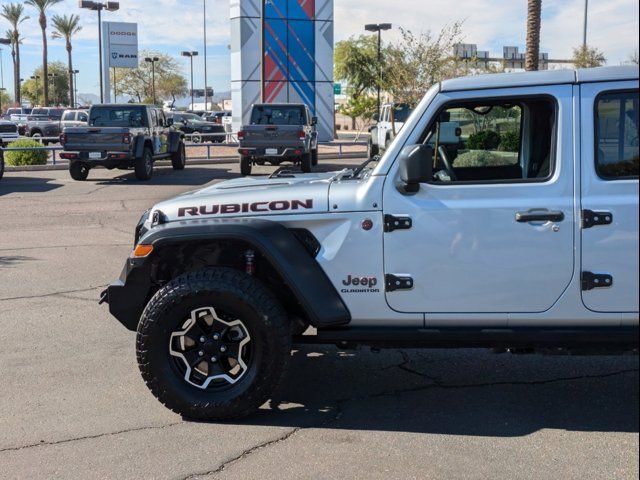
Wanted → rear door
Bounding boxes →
[580,82,639,312]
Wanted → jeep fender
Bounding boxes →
[133,135,152,159]
[107,219,351,331]
[369,126,379,146]
[167,131,183,153]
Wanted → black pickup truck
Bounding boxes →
[60,104,186,181]
[237,103,318,175]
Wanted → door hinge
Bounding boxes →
[385,274,414,292]
[582,210,613,229]
[384,214,412,233]
[581,271,613,291]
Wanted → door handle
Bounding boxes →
[515,211,565,223]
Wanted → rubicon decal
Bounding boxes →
[178,199,314,217]
[341,275,380,294]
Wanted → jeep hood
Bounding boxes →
[153,172,337,221]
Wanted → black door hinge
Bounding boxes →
[384,214,412,233]
[386,274,414,292]
[582,210,613,229]
[582,272,613,291]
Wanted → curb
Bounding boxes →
[5,153,366,172]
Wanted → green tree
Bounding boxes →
[334,35,384,99]
[21,62,69,106]
[339,94,377,130]
[571,45,606,68]
[51,14,82,107]
[25,0,63,106]
[1,89,13,112]
[385,22,464,106]
[157,72,188,107]
[111,51,186,104]
[1,3,29,104]
[525,0,542,71]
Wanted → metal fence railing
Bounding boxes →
[1,133,367,166]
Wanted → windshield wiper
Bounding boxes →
[350,156,381,179]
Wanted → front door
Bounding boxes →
[580,82,639,313]
[383,85,575,314]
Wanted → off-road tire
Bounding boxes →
[367,138,379,159]
[301,151,313,173]
[311,148,319,166]
[0,154,4,180]
[136,268,291,421]
[171,142,186,170]
[69,162,89,181]
[135,147,154,181]
[240,155,252,176]
[385,135,393,151]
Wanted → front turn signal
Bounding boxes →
[132,244,154,258]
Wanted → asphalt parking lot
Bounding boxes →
[0,158,638,480]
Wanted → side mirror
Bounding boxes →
[311,116,318,126]
[398,144,433,194]
[373,113,380,122]
[166,118,174,126]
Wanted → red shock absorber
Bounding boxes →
[245,250,256,276]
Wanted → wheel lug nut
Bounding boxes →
[213,334,220,340]
[220,346,227,353]
[211,356,217,362]
[200,337,206,343]
[198,351,204,356]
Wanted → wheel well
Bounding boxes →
[150,240,308,324]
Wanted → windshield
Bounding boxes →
[393,104,413,123]
[89,106,147,127]
[176,114,203,122]
[250,106,305,125]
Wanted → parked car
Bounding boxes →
[60,104,186,181]
[237,103,318,175]
[9,114,29,136]
[5,107,32,118]
[60,109,89,129]
[166,112,224,144]
[102,66,638,422]
[31,107,65,121]
[0,120,19,143]
[25,115,61,144]
[368,103,414,159]
[204,111,231,125]
[0,140,4,180]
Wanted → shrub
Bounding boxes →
[455,150,506,168]
[4,139,48,166]
[467,130,501,150]
[500,130,520,152]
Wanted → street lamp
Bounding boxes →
[145,57,160,105]
[79,1,120,103]
[48,73,59,105]
[365,23,392,115]
[181,51,199,110]
[31,75,42,106]
[203,0,209,110]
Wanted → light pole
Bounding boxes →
[582,0,589,48]
[365,23,392,116]
[145,57,160,105]
[79,1,120,103]
[48,73,58,105]
[181,51,199,110]
[203,0,209,110]
[31,76,42,105]
[70,69,80,106]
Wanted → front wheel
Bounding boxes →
[136,268,291,421]
[69,162,89,181]
[367,138,379,160]
[240,156,252,176]
[300,152,313,173]
[171,142,186,170]
[0,154,4,180]
[135,147,154,181]
[311,148,318,166]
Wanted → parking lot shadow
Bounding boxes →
[0,255,35,267]
[93,166,236,186]
[194,346,639,437]
[0,176,64,196]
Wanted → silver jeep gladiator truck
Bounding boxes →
[238,103,318,175]
[102,66,639,420]
[60,104,186,181]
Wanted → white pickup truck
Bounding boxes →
[104,66,638,421]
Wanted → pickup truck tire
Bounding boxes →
[135,147,154,181]
[0,154,4,180]
[240,156,252,176]
[367,138,379,159]
[311,148,319,166]
[69,162,89,181]
[301,152,313,173]
[171,142,186,170]
[136,267,291,421]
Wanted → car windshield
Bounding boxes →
[392,104,413,123]
[89,106,147,127]
[177,114,203,122]
[27,115,48,121]
[250,106,305,126]
[49,110,64,119]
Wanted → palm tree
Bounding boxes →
[525,0,542,71]
[51,14,82,107]
[25,0,63,106]
[1,3,29,105]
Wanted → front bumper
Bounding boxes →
[102,257,153,331]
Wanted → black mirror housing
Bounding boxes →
[398,144,433,193]
[372,113,380,122]
[311,116,318,126]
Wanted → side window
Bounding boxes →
[78,112,88,123]
[595,90,639,179]
[150,109,158,127]
[62,112,75,121]
[425,97,556,183]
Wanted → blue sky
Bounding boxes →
[1,0,638,99]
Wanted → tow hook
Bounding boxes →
[98,289,109,305]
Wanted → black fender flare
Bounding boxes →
[167,131,183,153]
[133,135,151,159]
[106,219,351,331]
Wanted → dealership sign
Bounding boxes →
[105,22,138,68]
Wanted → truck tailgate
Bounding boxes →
[63,127,130,152]
[241,125,303,148]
